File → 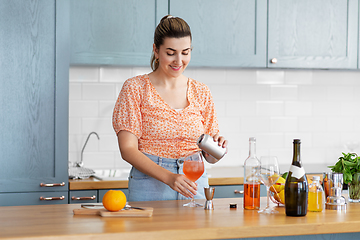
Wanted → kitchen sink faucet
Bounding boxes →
[77,132,100,167]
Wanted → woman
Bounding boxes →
[112,15,228,201]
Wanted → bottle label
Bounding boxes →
[289,165,305,179]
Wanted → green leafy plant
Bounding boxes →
[328,152,360,184]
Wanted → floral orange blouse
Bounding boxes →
[112,74,219,159]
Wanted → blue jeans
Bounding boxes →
[128,153,209,201]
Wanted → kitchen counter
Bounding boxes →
[69,164,329,190]
[1,197,359,239]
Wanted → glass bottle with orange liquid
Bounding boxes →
[243,137,261,210]
[308,176,325,212]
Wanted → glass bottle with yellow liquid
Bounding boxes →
[308,176,325,212]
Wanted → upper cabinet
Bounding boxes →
[268,0,358,69]
[0,0,69,206]
[169,0,267,68]
[69,0,360,69]
[70,0,168,66]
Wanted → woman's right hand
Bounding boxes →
[167,174,198,198]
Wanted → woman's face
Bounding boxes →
[154,36,191,78]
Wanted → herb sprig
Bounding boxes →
[328,152,360,184]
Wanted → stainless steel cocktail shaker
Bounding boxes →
[197,134,226,163]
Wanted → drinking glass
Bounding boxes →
[257,156,280,214]
[183,151,205,207]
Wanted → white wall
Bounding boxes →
[69,66,360,170]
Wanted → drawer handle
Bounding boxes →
[40,182,65,187]
[234,190,244,194]
[71,195,96,201]
[40,196,65,201]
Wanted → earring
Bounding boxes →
[155,58,159,64]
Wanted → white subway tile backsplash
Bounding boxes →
[99,134,119,152]
[99,101,116,119]
[285,70,312,85]
[82,84,115,100]
[240,117,271,133]
[313,70,360,86]
[69,66,360,170]
[340,133,360,148]
[211,85,241,101]
[256,101,284,116]
[194,68,226,85]
[218,116,241,133]
[312,101,341,116]
[298,85,327,101]
[327,117,354,132]
[100,67,132,83]
[69,117,82,135]
[340,102,360,116]
[240,85,271,101]
[214,100,226,117]
[82,152,116,169]
[312,132,341,148]
[82,118,114,134]
[256,70,285,85]
[69,101,99,117]
[271,85,298,100]
[69,66,99,82]
[226,69,257,84]
[256,133,284,149]
[271,117,298,132]
[132,67,152,77]
[285,101,312,116]
[226,101,257,116]
[327,86,354,101]
[69,83,82,100]
[298,117,328,132]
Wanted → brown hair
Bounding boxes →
[150,15,192,71]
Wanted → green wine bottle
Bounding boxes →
[285,139,308,216]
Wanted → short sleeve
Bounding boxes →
[190,79,219,137]
[112,78,142,138]
[202,87,219,137]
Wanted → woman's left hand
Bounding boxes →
[212,133,228,151]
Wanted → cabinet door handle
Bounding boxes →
[71,195,96,201]
[270,58,277,64]
[234,190,244,194]
[40,196,65,201]
[40,182,65,187]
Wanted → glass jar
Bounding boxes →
[308,176,325,212]
[348,173,360,202]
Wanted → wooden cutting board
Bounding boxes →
[73,207,153,217]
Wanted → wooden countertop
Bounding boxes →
[0,198,359,239]
[69,165,328,190]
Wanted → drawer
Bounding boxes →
[69,190,98,204]
[0,191,68,206]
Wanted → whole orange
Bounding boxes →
[102,190,127,212]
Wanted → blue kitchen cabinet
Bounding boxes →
[70,0,168,66]
[0,0,69,206]
[268,0,358,69]
[169,0,267,68]
[212,184,267,199]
